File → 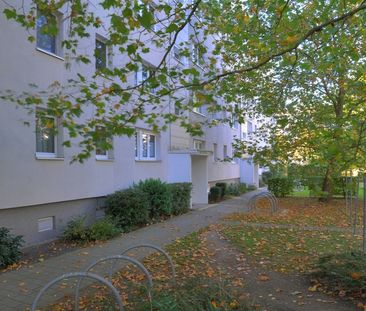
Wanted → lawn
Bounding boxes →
[45,230,256,311]
[221,225,361,274]
[291,183,365,200]
[225,197,364,228]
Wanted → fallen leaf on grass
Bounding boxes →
[257,274,270,281]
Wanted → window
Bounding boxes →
[192,92,204,114]
[213,143,218,162]
[36,12,62,56]
[135,64,157,93]
[36,112,56,157]
[95,126,112,160]
[135,130,157,160]
[223,145,228,159]
[192,42,204,66]
[95,36,112,70]
[38,217,54,232]
[247,121,253,133]
[193,140,204,150]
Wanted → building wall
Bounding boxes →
[0,1,252,245]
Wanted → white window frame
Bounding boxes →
[36,11,63,58]
[135,130,157,161]
[38,217,55,232]
[193,140,204,151]
[135,63,157,93]
[95,34,112,70]
[95,126,112,161]
[213,143,218,162]
[192,92,204,115]
[35,111,57,158]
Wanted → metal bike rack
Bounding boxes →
[121,244,176,284]
[248,190,278,214]
[31,272,123,311]
[75,255,153,311]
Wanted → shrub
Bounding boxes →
[312,251,366,295]
[239,183,247,194]
[261,171,272,185]
[215,182,227,198]
[89,217,120,241]
[63,216,121,243]
[169,183,192,215]
[0,227,23,268]
[105,187,150,230]
[226,183,240,196]
[247,184,257,191]
[137,179,173,218]
[62,216,91,243]
[267,178,293,197]
[208,186,221,203]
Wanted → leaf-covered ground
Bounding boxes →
[221,225,361,274]
[224,197,363,228]
[34,197,365,310]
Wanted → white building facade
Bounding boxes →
[0,1,258,246]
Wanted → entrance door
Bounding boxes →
[191,155,208,204]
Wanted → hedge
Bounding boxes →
[169,183,192,215]
[137,178,173,218]
[215,182,227,198]
[0,227,23,268]
[105,179,192,231]
[209,186,221,203]
[268,177,293,197]
[105,187,150,230]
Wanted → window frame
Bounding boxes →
[95,126,113,161]
[36,11,63,58]
[193,139,204,151]
[135,130,157,161]
[35,111,57,158]
[95,35,112,71]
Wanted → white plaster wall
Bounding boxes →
[166,154,191,183]
[240,159,259,187]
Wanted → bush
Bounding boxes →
[63,216,120,243]
[89,217,120,241]
[62,216,91,243]
[208,186,221,203]
[169,183,192,215]
[247,184,257,191]
[0,227,23,268]
[226,183,241,196]
[312,251,366,295]
[105,187,150,230]
[261,171,272,185]
[215,182,227,198]
[267,178,293,197]
[137,179,173,218]
[239,183,247,194]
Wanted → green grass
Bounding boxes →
[291,183,365,199]
[312,251,366,295]
[222,225,362,273]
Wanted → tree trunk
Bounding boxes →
[321,164,334,202]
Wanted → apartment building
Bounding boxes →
[0,1,256,246]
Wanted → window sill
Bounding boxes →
[191,110,206,117]
[95,158,114,162]
[36,48,64,61]
[135,159,161,163]
[35,155,64,161]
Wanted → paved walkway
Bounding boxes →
[0,193,253,310]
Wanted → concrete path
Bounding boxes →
[0,194,252,311]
